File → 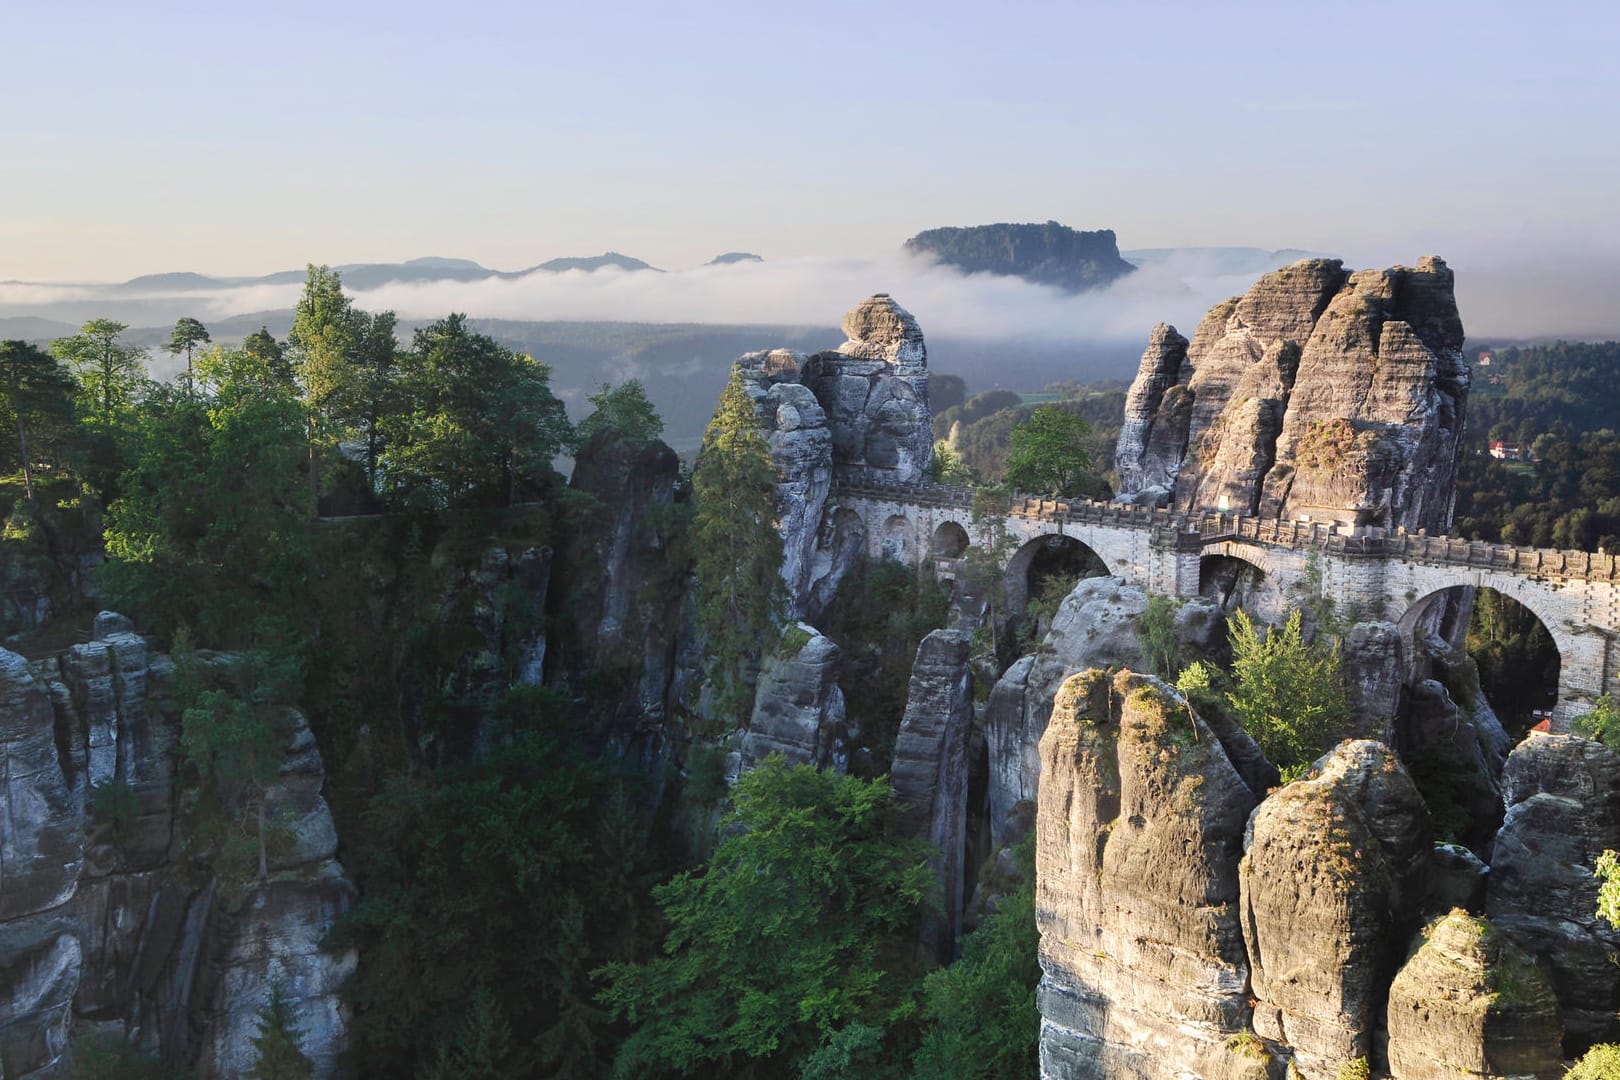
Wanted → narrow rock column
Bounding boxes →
[889,629,973,960]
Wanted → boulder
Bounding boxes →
[1386,911,1563,1080]
[739,625,847,772]
[1239,740,1430,1078]
[1487,733,1620,1049]
[1037,669,1265,1079]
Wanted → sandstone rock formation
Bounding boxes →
[1386,910,1563,1080]
[889,629,974,959]
[903,221,1136,293]
[554,430,686,739]
[1487,733,1620,1049]
[1239,740,1431,1078]
[983,578,1224,847]
[739,624,847,772]
[1115,257,1468,535]
[731,295,933,617]
[1036,669,1263,1079]
[0,618,352,1078]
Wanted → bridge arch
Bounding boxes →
[1005,533,1111,622]
[930,519,970,559]
[1395,584,1562,737]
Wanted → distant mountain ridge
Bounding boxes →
[904,220,1136,293]
[109,252,663,294]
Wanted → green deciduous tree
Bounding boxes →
[101,361,314,649]
[912,841,1039,1080]
[1225,609,1351,777]
[331,688,661,1079]
[0,340,78,502]
[598,757,933,1078]
[382,314,571,509]
[1003,404,1094,497]
[1596,849,1620,929]
[576,380,664,447]
[243,325,297,390]
[689,368,784,727]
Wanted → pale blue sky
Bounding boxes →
[5,0,1616,281]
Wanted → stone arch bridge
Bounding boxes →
[828,469,1620,725]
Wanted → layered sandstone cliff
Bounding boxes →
[0,616,352,1078]
[1116,257,1468,534]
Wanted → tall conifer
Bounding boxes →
[690,368,784,728]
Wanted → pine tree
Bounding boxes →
[690,368,784,729]
[248,983,314,1080]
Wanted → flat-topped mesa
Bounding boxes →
[1114,256,1469,535]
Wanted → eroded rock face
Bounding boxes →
[556,431,686,738]
[739,624,847,772]
[1487,733,1620,1049]
[0,619,353,1079]
[983,578,1224,847]
[1115,257,1468,533]
[1239,740,1430,1078]
[1386,911,1563,1080]
[889,629,973,959]
[1037,669,1263,1079]
[732,296,932,617]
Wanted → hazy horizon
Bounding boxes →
[5,2,1617,342]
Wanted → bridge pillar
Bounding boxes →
[1553,629,1617,731]
[1150,531,1202,599]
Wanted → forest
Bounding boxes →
[8,282,1619,1077]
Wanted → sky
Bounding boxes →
[4,1,1618,336]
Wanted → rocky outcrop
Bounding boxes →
[904,221,1137,293]
[0,618,353,1078]
[1114,257,1468,534]
[1239,740,1431,1078]
[1037,669,1262,1079]
[730,295,933,617]
[554,431,686,739]
[889,629,973,959]
[1386,911,1563,1080]
[1487,733,1620,1049]
[983,578,1224,847]
[738,624,847,772]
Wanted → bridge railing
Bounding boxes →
[828,468,1620,583]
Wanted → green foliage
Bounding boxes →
[1140,595,1182,679]
[926,440,976,485]
[1454,342,1620,551]
[690,368,785,729]
[248,983,315,1080]
[1574,696,1620,752]
[1334,1057,1371,1080]
[1568,1042,1620,1079]
[816,558,949,769]
[933,387,1124,490]
[912,841,1039,1080]
[1225,610,1351,774]
[67,1032,182,1080]
[100,372,313,650]
[1468,588,1559,731]
[598,757,933,1078]
[0,340,78,503]
[167,317,212,378]
[51,318,148,428]
[576,380,664,447]
[1596,850,1620,930]
[331,687,662,1079]
[382,314,571,509]
[89,778,141,846]
[1003,405,1095,497]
